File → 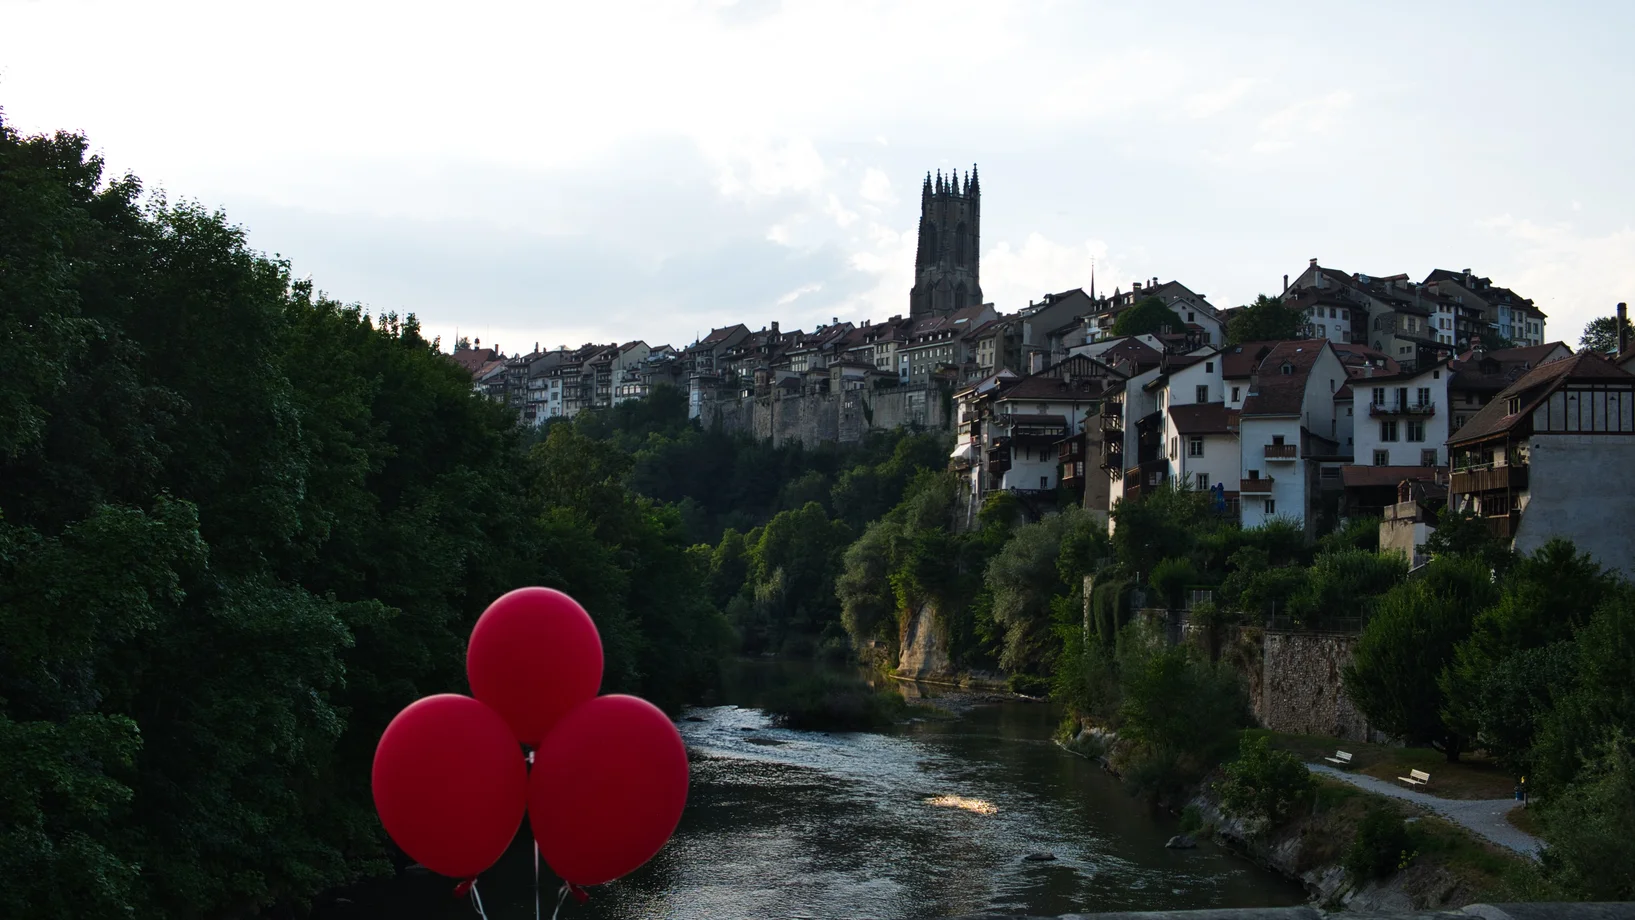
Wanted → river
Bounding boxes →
[318,661,1305,918]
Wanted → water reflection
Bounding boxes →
[317,660,1304,919]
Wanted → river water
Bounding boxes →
[320,662,1304,918]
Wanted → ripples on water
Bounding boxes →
[319,673,1304,919]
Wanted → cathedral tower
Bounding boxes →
[909,165,983,318]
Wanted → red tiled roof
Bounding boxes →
[1340,465,1444,489]
[1168,402,1239,435]
[1240,341,1331,416]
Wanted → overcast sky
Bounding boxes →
[4,0,1632,354]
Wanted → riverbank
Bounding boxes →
[1067,723,1540,913]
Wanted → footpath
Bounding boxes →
[1305,762,1542,859]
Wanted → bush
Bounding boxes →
[1217,735,1314,831]
[1343,807,1415,885]
[762,672,908,731]
[1179,804,1205,834]
[1538,740,1635,900]
[1008,672,1052,697]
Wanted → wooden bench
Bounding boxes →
[1398,769,1431,787]
[1324,750,1353,767]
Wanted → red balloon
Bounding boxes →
[529,695,689,887]
[371,694,527,879]
[467,587,604,746]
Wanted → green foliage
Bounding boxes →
[0,115,731,917]
[987,507,1102,673]
[1343,808,1415,885]
[1291,549,1407,625]
[1343,556,1498,761]
[1226,294,1304,345]
[1422,506,1516,573]
[1317,515,1381,554]
[1148,556,1199,610]
[1110,296,1187,338]
[1537,738,1635,900]
[1580,315,1635,356]
[1218,734,1315,831]
[761,672,910,731]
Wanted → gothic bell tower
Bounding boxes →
[909,165,983,318]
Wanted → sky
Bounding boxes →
[4,0,1633,355]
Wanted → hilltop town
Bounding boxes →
[448,167,1635,577]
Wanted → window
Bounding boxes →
[1280,362,1294,375]
[1321,466,1339,479]
[1421,449,1438,467]
[1263,499,1276,514]
[1374,449,1390,466]
[1272,434,1285,445]
[1188,312,1196,322]
[1380,420,1399,441]
[1231,386,1240,402]
[1507,396,1522,415]
[1195,472,1209,490]
[1188,436,1204,457]
[1205,361,1214,372]
[1247,469,1260,480]
[1196,384,1209,403]
[1417,387,1431,407]
[1372,387,1385,406]
[1455,414,1467,429]
[1169,437,1178,459]
[1040,476,1049,490]
[1396,387,1409,408]
[1406,420,1425,442]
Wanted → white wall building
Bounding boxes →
[1352,363,1452,469]
[1237,341,1350,535]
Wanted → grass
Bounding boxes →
[1297,776,1539,902]
[1246,729,1517,800]
[1506,804,1543,836]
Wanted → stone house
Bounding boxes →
[1423,268,1547,347]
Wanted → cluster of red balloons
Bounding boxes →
[371,587,689,893]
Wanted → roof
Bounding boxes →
[1221,342,1280,379]
[448,347,502,374]
[1449,351,1635,444]
[1241,341,1332,416]
[1341,465,1445,489]
[1331,342,1400,375]
[1168,402,1239,435]
[1092,337,1165,374]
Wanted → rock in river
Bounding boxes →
[1023,852,1056,862]
[1165,835,1197,849]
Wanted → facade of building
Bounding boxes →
[1447,352,1635,576]
[1236,341,1350,536]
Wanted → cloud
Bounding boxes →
[1185,77,1258,118]
[1253,91,1355,153]
[1476,214,1635,341]
[859,168,894,205]
[980,234,1125,308]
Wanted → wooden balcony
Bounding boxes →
[1239,477,1275,494]
[1450,464,1528,495]
[1263,443,1298,460]
[1482,512,1520,539]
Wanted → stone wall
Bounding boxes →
[1259,630,1383,742]
[707,384,951,448]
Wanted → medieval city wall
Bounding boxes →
[707,385,952,448]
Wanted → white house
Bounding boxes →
[1352,362,1452,470]
[1237,341,1350,536]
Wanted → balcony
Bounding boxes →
[1263,443,1298,460]
[1240,477,1275,494]
[1060,460,1085,483]
[1450,464,1528,495]
[1482,512,1520,539]
[1369,401,1437,418]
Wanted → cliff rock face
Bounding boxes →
[897,602,952,680]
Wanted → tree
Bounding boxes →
[1111,296,1187,338]
[1343,557,1499,761]
[1580,314,1635,356]
[1226,294,1304,345]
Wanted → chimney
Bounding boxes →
[1462,268,1472,284]
[771,321,779,336]
[1132,281,1142,292]
[1620,302,1630,354]
[1283,274,1289,293]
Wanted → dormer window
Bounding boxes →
[1280,362,1294,375]
[1507,396,1521,415]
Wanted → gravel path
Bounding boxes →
[1305,762,1542,859]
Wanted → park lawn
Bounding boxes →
[1246,729,1517,800]
[1304,777,1543,904]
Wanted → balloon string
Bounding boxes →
[469,880,491,920]
[549,884,571,920]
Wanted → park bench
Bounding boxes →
[1398,769,1431,787]
[1324,750,1353,767]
